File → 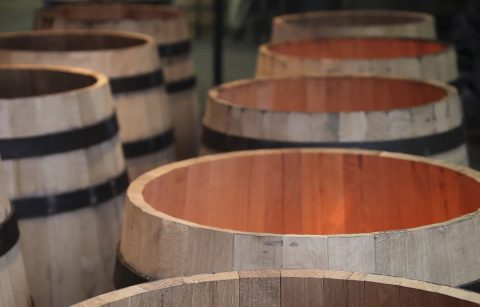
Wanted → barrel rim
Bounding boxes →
[126,148,480,238]
[273,9,435,28]
[74,269,480,306]
[0,63,109,100]
[207,74,457,113]
[0,29,156,53]
[35,3,185,22]
[260,36,453,61]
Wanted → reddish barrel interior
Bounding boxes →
[267,38,447,59]
[215,77,446,112]
[143,151,480,235]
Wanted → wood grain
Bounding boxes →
[119,149,480,288]
[0,30,174,179]
[35,3,199,159]
[272,10,436,43]
[75,269,480,306]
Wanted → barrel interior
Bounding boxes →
[288,13,425,27]
[215,77,446,112]
[143,151,480,235]
[0,33,147,51]
[267,38,447,59]
[38,3,182,22]
[0,68,96,98]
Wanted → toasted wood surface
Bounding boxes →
[0,30,174,178]
[0,65,126,307]
[203,76,467,164]
[272,10,436,43]
[119,149,480,288]
[256,37,457,83]
[74,269,480,306]
[35,4,200,159]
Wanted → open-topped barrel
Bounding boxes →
[0,30,174,179]
[77,270,480,306]
[35,4,199,159]
[203,76,467,164]
[115,149,480,291]
[272,10,436,43]
[257,37,457,84]
[0,64,127,307]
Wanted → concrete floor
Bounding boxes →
[0,1,478,169]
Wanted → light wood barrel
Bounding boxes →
[0,65,128,307]
[77,270,480,307]
[35,4,199,159]
[0,160,31,307]
[203,76,467,165]
[116,149,480,291]
[0,30,174,179]
[256,37,458,83]
[272,10,436,43]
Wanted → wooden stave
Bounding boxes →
[0,161,31,307]
[35,4,200,159]
[75,270,480,306]
[0,65,127,307]
[0,30,174,179]
[202,75,467,165]
[117,148,480,289]
[256,37,458,83]
[272,10,436,43]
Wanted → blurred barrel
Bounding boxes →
[0,30,174,179]
[0,160,30,307]
[0,65,127,307]
[257,37,458,83]
[77,270,480,307]
[35,4,199,159]
[272,10,436,43]
[203,76,467,165]
[114,149,480,290]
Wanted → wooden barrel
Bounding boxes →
[0,30,174,179]
[115,149,480,291]
[272,10,436,43]
[77,270,480,307]
[35,4,199,159]
[256,37,458,83]
[202,76,468,165]
[0,65,128,307]
[0,160,31,307]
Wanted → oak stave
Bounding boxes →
[0,160,31,307]
[35,4,200,159]
[0,30,174,179]
[116,148,480,290]
[76,270,480,307]
[0,65,127,307]
[256,37,458,83]
[202,75,468,165]
[272,10,436,43]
